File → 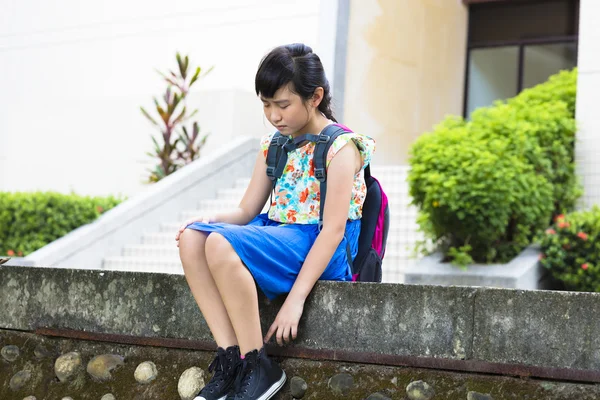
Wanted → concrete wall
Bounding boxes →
[342,0,468,164]
[2,266,600,383]
[0,0,330,197]
[576,0,600,208]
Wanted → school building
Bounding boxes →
[335,0,598,209]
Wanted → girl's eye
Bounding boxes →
[263,103,270,108]
[280,105,289,109]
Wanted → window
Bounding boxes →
[464,0,579,118]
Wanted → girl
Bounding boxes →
[176,43,375,400]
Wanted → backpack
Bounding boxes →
[265,124,390,282]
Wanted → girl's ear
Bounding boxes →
[311,87,324,108]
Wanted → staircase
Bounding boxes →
[102,166,422,283]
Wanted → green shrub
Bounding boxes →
[409,118,554,264]
[510,68,577,116]
[0,192,122,257]
[470,100,580,214]
[539,207,600,292]
[408,68,579,265]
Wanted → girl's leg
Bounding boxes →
[205,233,263,355]
[178,229,238,348]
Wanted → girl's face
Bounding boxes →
[260,83,316,137]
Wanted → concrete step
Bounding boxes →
[102,257,183,274]
[123,245,179,259]
[141,233,178,246]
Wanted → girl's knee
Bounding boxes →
[205,233,239,269]
[178,229,207,256]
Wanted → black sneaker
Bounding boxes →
[195,345,241,400]
[227,347,286,400]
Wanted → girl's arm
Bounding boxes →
[265,141,362,345]
[211,148,273,225]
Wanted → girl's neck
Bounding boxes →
[291,113,332,138]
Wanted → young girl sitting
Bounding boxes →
[176,43,375,400]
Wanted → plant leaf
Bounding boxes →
[140,107,158,126]
[164,87,171,105]
[171,107,187,126]
[192,122,199,140]
[182,126,190,141]
[176,53,186,79]
[181,109,198,123]
[190,67,201,86]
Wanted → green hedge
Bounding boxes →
[539,208,600,292]
[408,69,580,265]
[0,192,122,257]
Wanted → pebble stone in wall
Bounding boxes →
[406,380,435,400]
[9,370,32,391]
[178,367,206,400]
[328,373,354,397]
[101,394,116,400]
[87,354,125,381]
[1,344,20,362]
[34,344,56,359]
[55,352,83,383]
[290,376,308,399]
[134,361,158,384]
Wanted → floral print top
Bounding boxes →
[260,125,376,224]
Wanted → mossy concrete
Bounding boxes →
[2,330,600,400]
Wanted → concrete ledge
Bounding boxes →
[405,246,547,289]
[1,265,598,381]
[24,136,259,269]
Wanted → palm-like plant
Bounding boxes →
[141,53,212,182]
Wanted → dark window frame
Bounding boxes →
[462,0,579,117]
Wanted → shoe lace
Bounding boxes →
[204,350,234,393]
[208,351,227,375]
[232,355,259,397]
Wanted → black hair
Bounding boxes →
[255,43,337,122]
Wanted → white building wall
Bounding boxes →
[576,0,600,209]
[0,0,335,197]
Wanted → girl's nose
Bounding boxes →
[270,110,282,123]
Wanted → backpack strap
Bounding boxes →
[266,133,328,186]
[313,125,348,229]
[313,125,355,275]
[266,132,290,186]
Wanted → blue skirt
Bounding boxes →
[186,213,359,300]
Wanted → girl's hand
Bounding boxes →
[175,216,213,246]
[264,296,305,346]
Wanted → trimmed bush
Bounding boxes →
[408,69,579,265]
[539,208,600,292]
[0,192,122,257]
